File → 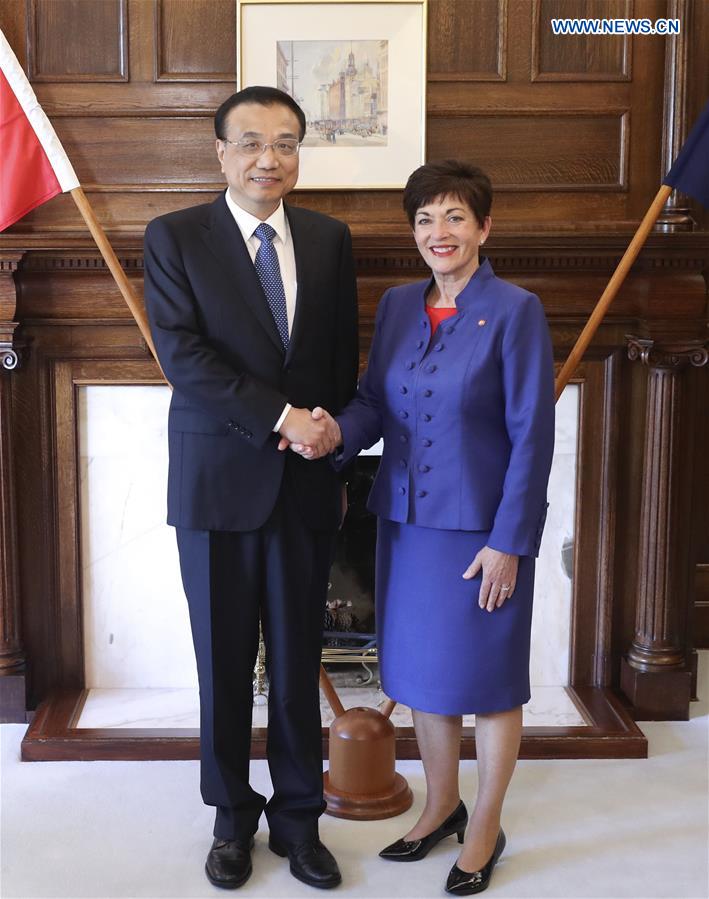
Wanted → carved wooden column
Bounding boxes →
[656,0,695,232]
[0,252,26,722]
[621,337,708,719]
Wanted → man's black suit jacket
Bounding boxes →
[144,193,359,533]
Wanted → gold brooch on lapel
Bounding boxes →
[478,319,486,326]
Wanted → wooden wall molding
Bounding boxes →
[531,0,632,83]
[0,332,19,375]
[35,96,226,118]
[0,251,26,722]
[154,0,236,82]
[569,352,621,688]
[0,252,23,372]
[428,0,507,82]
[620,336,708,719]
[626,337,709,370]
[19,252,145,274]
[27,0,128,83]
[22,685,647,762]
[7,236,707,357]
[658,0,696,231]
[11,233,708,275]
[696,564,709,645]
[17,352,648,760]
[693,351,709,649]
[426,111,628,192]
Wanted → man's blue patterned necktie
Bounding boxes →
[253,223,289,348]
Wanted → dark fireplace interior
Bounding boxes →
[323,456,380,685]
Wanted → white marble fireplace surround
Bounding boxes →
[77,384,582,729]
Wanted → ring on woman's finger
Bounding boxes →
[500,584,510,592]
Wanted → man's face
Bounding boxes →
[216,102,301,219]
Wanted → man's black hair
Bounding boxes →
[215,86,306,141]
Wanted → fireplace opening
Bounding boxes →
[323,455,379,687]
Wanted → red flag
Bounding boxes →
[0,29,78,231]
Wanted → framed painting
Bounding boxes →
[237,0,427,188]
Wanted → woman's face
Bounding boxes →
[413,194,491,280]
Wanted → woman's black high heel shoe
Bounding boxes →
[445,829,506,895]
[379,801,468,862]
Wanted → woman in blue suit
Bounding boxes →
[294,160,554,895]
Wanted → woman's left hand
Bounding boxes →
[463,546,519,612]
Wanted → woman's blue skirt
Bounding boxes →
[375,519,536,715]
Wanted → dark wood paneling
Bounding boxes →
[696,567,709,647]
[657,0,694,232]
[32,82,235,116]
[2,187,658,236]
[428,112,627,190]
[691,361,709,648]
[50,116,219,189]
[28,0,128,82]
[40,108,626,199]
[2,0,27,68]
[618,338,705,719]
[53,361,84,688]
[428,0,507,81]
[11,235,707,322]
[532,0,631,82]
[155,0,235,82]
[0,0,669,233]
[570,354,622,687]
[0,257,26,723]
[688,0,709,231]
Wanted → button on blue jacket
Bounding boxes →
[336,259,555,557]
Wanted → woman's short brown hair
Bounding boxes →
[403,160,492,228]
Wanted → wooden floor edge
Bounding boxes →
[20,688,649,762]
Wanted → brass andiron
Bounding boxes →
[253,625,267,705]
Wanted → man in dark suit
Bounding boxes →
[143,86,358,890]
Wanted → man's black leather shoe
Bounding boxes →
[269,836,342,889]
[205,836,255,889]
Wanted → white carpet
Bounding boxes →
[1,655,707,899]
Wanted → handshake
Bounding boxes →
[277,406,342,460]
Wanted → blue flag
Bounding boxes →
[663,101,709,207]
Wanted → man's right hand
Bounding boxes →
[289,407,342,460]
[279,407,341,458]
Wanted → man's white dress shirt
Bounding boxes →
[224,189,296,430]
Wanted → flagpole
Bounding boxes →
[69,187,164,372]
[319,668,346,718]
[380,698,396,719]
[554,184,672,400]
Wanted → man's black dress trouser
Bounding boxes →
[176,480,334,844]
